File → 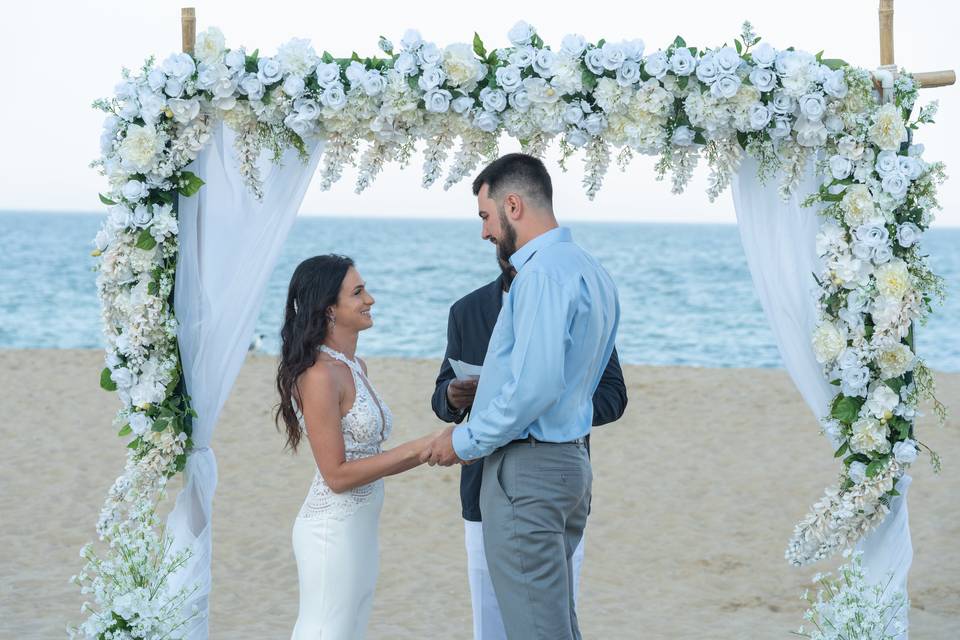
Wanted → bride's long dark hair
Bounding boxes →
[275,254,354,452]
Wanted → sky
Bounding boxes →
[2,0,958,224]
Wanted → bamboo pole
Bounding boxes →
[915,70,957,89]
[181,7,196,55]
[879,0,895,67]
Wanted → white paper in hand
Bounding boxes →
[448,358,482,381]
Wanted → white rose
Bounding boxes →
[848,461,868,484]
[418,65,446,90]
[892,440,918,464]
[896,222,921,248]
[825,115,844,135]
[563,103,584,125]
[623,39,645,62]
[829,155,852,180]
[111,367,136,390]
[128,412,153,436]
[361,70,386,96]
[424,88,452,113]
[837,136,865,160]
[473,110,500,132]
[168,97,200,124]
[561,34,587,58]
[669,48,697,77]
[876,342,915,378]
[137,91,166,125]
[394,52,418,77]
[822,69,848,99]
[212,75,238,99]
[695,54,719,84]
[508,20,536,46]
[583,112,606,136]
[870,103,908,151]
[315,62,341,87]
[508,46,536,69]
[710,74,741,99]
[812,322,846,363]
[643,51,668,79]
[875,150,900,177]
[130,204,153,228]
[451,96,474,114]
[751,42,777,68]
[853,220,889,249]
[480,87,508,112]
[496,65,523,93]
[256,57,283,86]
[533,49,557,77]
[881,173,909,199]
[748,67,777,92]
[196,63,227,91]
[841,365,871,397]
[798,92,826,120]
[898,156,922,180]
[344,61,366,87]
[282,74,306,97]
[195,27,226,64]
[748,104,771,131]
[400,29,423,51]
[601,42,626,71]
[584,48,606,75]
[509,89,531,112]
[320,83,347,110]
[118,124,162,173]
[715,47,742,75]
[224,48,246,70]
[616,61,641,87]
[239,73,264,100]
[566,128,589,147]
[872,244,893,264]
[874,259,911,300]
[122,180,148,202]
[771,91,795,115]
[293,96,321,120]
[417,43,443,67]
[768,118,792,139]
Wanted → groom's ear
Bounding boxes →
[504,193,523,220]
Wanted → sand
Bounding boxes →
[1,350,957,639]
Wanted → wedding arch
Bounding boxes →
[73,3,954,637]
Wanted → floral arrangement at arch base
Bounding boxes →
[79,20,946,637]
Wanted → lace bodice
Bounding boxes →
[295,345,393,520]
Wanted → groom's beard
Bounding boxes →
[495,207,519,290]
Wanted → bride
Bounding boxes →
[275,254,438,639]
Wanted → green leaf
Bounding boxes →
[147,280,158,296]
[530,34,543,49]
[736,131,749,150]
[734,39,743,55]
[321,51,334,63]
[693,131,707,145]
[884,377,905,394]
[581,67,598,93]
[815,50,824,62]
[178,171,205,197]
[890,416,912,440]
[831,395,864,425]
[135,229,157,250]
[99,193,117,206]
[672,36,687,49]
[821,58,848,71]
[596,38,606,48]
[833,442,849,458]
[678,75,689,91]
[127,437,141,450]
[473,32,487,59]
[100,367,117,392]
[866,458,888,478]
[152,418,168,432]
[118,424,132,437]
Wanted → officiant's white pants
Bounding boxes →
[465,520,584,640]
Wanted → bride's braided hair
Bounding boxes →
[275,254,354,451]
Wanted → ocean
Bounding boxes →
[1,211,957,371]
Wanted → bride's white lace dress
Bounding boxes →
[291,345,393,640]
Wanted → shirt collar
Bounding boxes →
[509,226,572,271]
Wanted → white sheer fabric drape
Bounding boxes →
[169,122,325,638]
[732,157,911,636]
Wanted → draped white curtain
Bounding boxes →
[169,123,325,639]
[733,156,912,636]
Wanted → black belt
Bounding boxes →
[509,433,586,446]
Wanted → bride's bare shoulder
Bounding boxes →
[300,355,351,393]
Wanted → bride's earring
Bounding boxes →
[327,313,336,328]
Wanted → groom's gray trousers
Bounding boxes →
[480,436,592,640]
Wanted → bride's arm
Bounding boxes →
[299,365,437,494]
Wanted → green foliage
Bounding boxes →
[100,367,117,392]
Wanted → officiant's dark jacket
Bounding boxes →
[432,272,628,522]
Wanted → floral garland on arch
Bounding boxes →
[76,20,947,637]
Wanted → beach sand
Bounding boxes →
[1,349,957,638]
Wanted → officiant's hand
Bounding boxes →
[421,426,464,467]
[446,378,478,410]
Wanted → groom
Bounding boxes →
[424,153,620,640]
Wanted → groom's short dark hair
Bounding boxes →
[472,153,553,211]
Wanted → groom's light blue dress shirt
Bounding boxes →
[452,227,620,461]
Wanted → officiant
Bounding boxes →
[431,234,627,640]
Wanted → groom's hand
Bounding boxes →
[421,426,463,467]
[446,378,478,410]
